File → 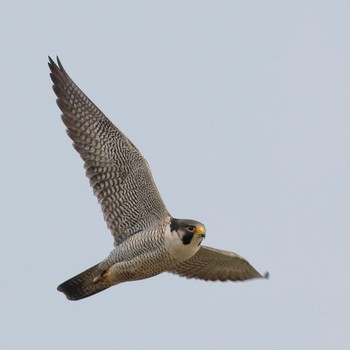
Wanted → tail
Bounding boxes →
[57,263,112,301]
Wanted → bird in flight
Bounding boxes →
[48,57,268,301]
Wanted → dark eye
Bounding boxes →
[188,226,195,232]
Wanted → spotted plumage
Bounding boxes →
[49,57,267,301]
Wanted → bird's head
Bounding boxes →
[165,218,206,261]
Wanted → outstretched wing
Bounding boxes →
[167,246,268,281]
[49,57,169,245]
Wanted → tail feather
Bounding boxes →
[57,264,111,301]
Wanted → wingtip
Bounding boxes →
[48,55,55,69]
[56,56,64,69]
[48,55,64,71]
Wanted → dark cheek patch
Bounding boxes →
[182,232,194,245]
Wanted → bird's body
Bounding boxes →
[49,57,267,301]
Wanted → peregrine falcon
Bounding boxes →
[49,57,268,301]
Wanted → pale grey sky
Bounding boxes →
[1,1,350,349]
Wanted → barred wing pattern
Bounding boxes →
[49,57,169,245]
[167,246,267,281]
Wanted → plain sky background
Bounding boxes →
[1,1,349,349]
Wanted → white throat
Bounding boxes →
[164,224,202,261]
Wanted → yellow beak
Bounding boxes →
[195,225,206,237]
